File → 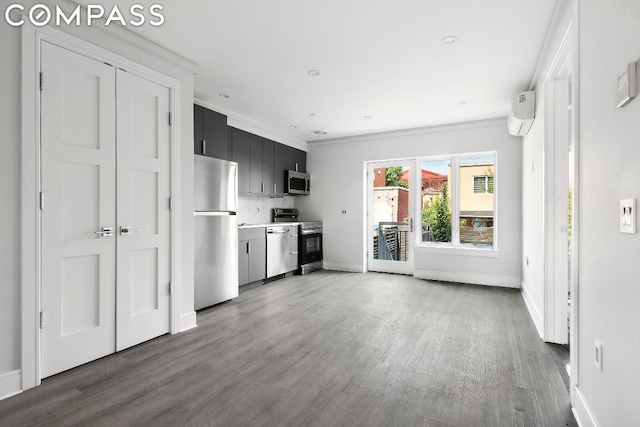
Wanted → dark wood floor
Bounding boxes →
[0,271,576,426]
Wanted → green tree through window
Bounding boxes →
[385,166,408,188]
[422,182,452,242]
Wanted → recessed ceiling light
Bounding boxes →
[442,35,458,44]
[308,70,320,77]
[364,115,373,119]
[311,129,328,135]
[457,100,467,105]
[289,125,297,129]
[218,93,230,99]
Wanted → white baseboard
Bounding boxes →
[323,262,364,273]
[179,311,197,332]
[412,269,520,288]
[520,279,544,338]
[0,370,22,401]
[573,386,599,427]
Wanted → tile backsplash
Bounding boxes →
[238,195,294,224]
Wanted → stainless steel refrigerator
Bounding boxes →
[194,156,239,310]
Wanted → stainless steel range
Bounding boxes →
[272,208,323,274]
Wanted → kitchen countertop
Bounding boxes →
[238,222,300,229]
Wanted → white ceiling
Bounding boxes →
[75,0,558,142]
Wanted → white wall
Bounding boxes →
[575,0,640,424]
[521,95,545,331]
[0,0,195,396]
[297,119,522,284]
[0,17,22,380]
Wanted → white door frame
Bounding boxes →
[20,25,182,390]
[544,78,571,346]
[542,4,580,402]
[366,159,416,275]
[544,20,573,343]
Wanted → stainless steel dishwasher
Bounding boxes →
[266,225,290,278]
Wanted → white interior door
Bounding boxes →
[367,161,415,274]
[115,70,171,350]
[40,42,173,376]
[40,42,117,377]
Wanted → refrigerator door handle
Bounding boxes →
[231,163,238,211]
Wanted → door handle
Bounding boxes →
[120,226,142,236]
[410,218,414,233]
[202,140,207,155]
[95,227,114,238]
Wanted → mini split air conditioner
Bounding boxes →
[507,91,536,136]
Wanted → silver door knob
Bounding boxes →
[95,227,115,237]
[120,226,142,236]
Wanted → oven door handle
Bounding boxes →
[301,230,323,236]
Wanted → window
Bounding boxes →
[473,175,493,194]
[420,153,496,248]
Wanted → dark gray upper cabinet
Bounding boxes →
[231,126,307,196]
[275,144,307,195]
[193,104,231,160]
[231,128,252,194]
[262,138,275,195]
[249,134,263,194]
[275,143,306,174]
[293,148,306,174]
[194,104,204,155]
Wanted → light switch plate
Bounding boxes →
[617,61,637,108]
[594,340,603,372]
[620,198,636,234]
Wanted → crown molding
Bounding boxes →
[309,117,508,147]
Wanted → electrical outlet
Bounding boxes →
[594,340,603,371]
[620,198,636,234]
[341,209,347,215]
[256,207,261,213]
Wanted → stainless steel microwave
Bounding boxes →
[286,170,310,195]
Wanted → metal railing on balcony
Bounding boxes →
[373,222,409,261]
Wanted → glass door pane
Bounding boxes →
[368,161,414,274]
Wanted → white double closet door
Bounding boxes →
[40,41,172,378]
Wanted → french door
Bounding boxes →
[115,68,171,351]
[40,41,171,377]
[367,161,415,274]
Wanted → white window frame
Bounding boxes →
[472,174,493,195]
[416,151,498,253]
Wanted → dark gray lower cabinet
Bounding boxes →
[289,226,299,273]
[239,228,266,286]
